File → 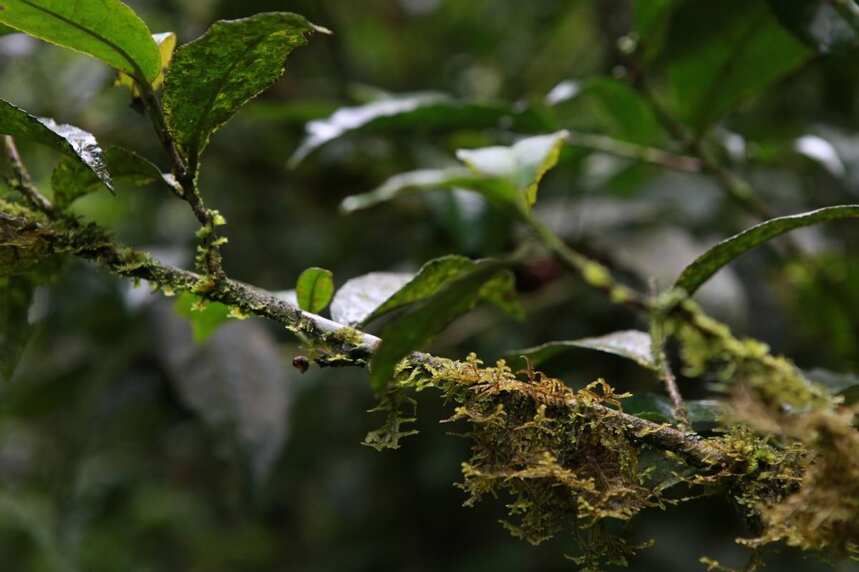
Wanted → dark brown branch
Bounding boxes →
[2,136,56,217]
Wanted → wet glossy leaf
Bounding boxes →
[768,0,859,54]
[51,146,167,210]
[329,272,412,326]
[507,330,655,370]
[174,291,232,344]
[675,205,859,295]
[456,131,569,210]
[0,98,112,192]
[296,267,334,314]
[362,255,521,325]
[162,13,319,172]
[0,0,160,82]
[289,92,551,166]
[0,276,34,382]
[661,0,811,130]
[369,260,507,393]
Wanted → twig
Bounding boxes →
[566,131,702,173]
[0,207,730,468]
[134,78,226,282]
[2,135,56,217]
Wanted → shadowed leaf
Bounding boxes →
[174,291,232,344]
[675,205,859,295]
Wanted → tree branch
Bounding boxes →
[0,207,729,468]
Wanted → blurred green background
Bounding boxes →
[1,0,859,570]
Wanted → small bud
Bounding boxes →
[292,355,310,374]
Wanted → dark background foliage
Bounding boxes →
[1,0,858,570]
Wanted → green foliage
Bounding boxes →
[2,1,859,571]
[658,0,811,130]
[174,291,232,343]
[0,0,161,82]
[295,266,334,313]
[767,0,859,54]
[0,98,112,192]
[162,13,320,173]
[675,205,859,295]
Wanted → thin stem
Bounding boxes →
[524,212,649,311]
[2,135,56,217]
[135,79,226,282]
[566,131,702,173]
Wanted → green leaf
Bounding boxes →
[0,98,112,192]
[51,146,168,210]
[369,260,507,393]
[162,12,320,173]
[456,131,569,210]
[289,92,552,166]
[0,276,34,382]
[329,272,412,326]
[174,292,232,344]
[506,330,655,370]
[768,0,859,54]
[362,255,521,325]
[675,205,859,295]
[660,0,811,130]
[296,267,334,314]
[0,0,160,82]
[546,77,667,145]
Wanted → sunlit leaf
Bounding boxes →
[456,131,569,209]
[0,0,160,82]
[289,92,552,166]
[296,267,334,314]
[675,205,859,295]
[369,260,508,393]
[507,330,655,370]
[0,98,112,192]
[162,12,320,173]
[116,32,176,93]
[174,291,232,344]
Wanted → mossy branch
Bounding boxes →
[0,206,729,467]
